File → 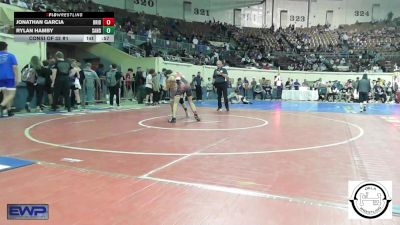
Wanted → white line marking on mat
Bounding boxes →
[24,113,364,156]
[61,158,83,163]
[69,120,95,124]
[141,176,347,210]
[24,118,186,156]
[184,120,222,124]
[138,114,268,131]
[140,138,228,177]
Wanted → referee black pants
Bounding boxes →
[215,82,229,110]
[52,76,70,111]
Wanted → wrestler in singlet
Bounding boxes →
[166,72,200,123]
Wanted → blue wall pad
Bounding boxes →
[196,101,400,115]
[0,156,35,172]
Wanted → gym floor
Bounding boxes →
[0,101,399,224]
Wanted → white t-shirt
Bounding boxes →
[145,74,153,88]
[275,76,282,87]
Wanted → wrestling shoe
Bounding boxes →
[8,109,15,117]
[194,114,201,122]
[25,103,31,113]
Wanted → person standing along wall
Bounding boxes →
[275,75,283,100]
[0,41,18,117]
[134,67,145,101]
[125,68,133,100]
[357,73,371,112]
[21,56,40,113]
[106,64,122,108]
[193,72,203,101]
[206,77,214,99]
[152,70,161,105]
[159,69,167,103]
[51,51,72,112]
[23,57,50,112]
[145,69,155,105]
[69,59,83,110]
[83,63,100,106]
[41,60,53,107]
[95,63,106,101]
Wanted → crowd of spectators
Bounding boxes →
[193,73,400,104]
[2,0,400,73]
[116,13,400,72]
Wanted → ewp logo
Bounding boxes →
[7,204,49,220]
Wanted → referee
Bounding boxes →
[213,60,229,111]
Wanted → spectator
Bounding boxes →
[386,82,394,102]
[96,64,105,78]
[229,89,251,104]
[193,72,203,101]
[40,60,53,108]
[250,77,257,93]
[21,56,42,112]
[0,41,18,117]
[11,0,28,9]
[82,63,100,105]
[141,39,153,57]
[192,36,199,45]
[302,79,308,88]
[293,79,301,90]
[243,77,250,97]
[159,69,167,103]
[285,78,292,90]
[253,83,265,100]
[236,78,243,94]
[134,67,145,98]
[275,75,283,99]
[152,69,161,105]
[206,77,214,99]
[106,64,122,108]
[125,68,133,98]
[374,82,387,103]
[144,68,155,105]
[357,73,371,112]
[69,59,83,109]
[51,51,71,112]
[263,80,273,100]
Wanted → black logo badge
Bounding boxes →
[349,181,392,219]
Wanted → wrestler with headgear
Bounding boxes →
[165,71,201,123]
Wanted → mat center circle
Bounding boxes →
[138,114,269,131]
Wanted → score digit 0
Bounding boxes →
[102,18,115,26]
[103,26,115,34]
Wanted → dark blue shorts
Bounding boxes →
[0,79,16,89]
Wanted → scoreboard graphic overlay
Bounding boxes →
[14,12,114,43]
